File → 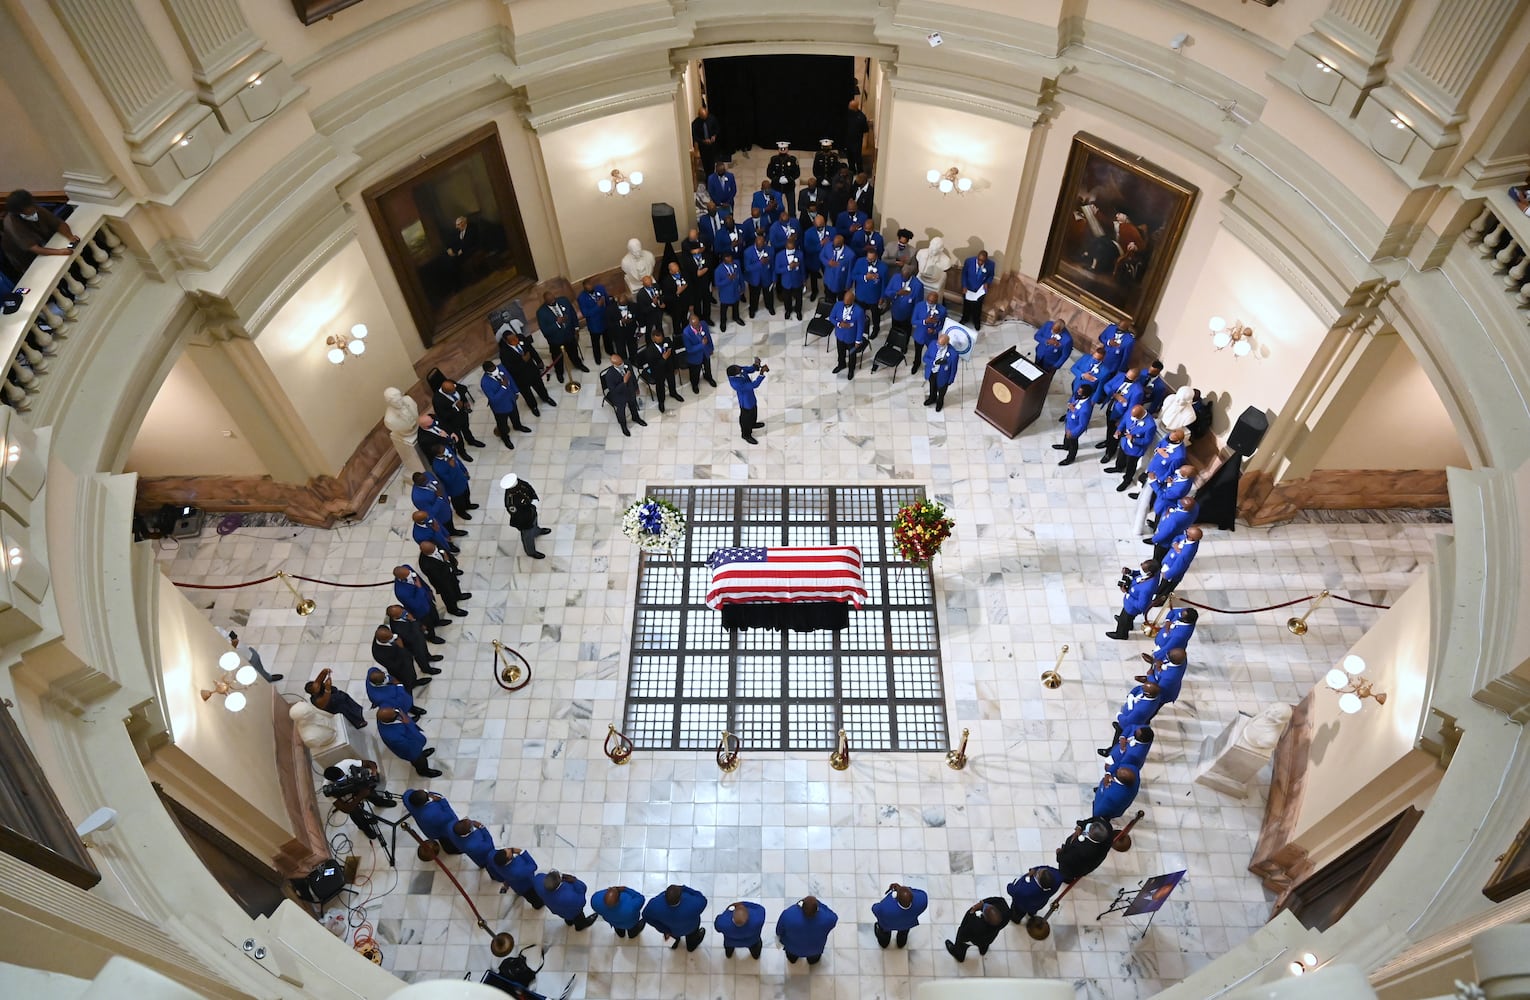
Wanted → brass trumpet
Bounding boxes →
[1041,644,1068,689]
[604,723,635,766]
[945,727,969,770]
[1287,590,1330,636]
[716,730,741,772]
[490,639,533,691]
[275,570,316,616]
[1141,598,1172,637]
[829,729,850,770]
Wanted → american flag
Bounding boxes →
[705,546,866,610]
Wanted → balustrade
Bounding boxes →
[1463,195,1530,319]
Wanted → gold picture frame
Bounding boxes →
[1038,132,1199,330]
[1484,811,1530,903]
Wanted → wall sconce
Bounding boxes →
[1209,316,1255,357]
[201,652,255,712]
[597,169,643,196]
[1325,654,1386,714]
[926,167,972,195]
[325,323,368,365]
[5,545,22,570]
[1288,952,1319,976]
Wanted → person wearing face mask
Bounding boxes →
[3,190,78,275]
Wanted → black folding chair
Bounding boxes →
[803,297,834,350]
[870,325,911,379]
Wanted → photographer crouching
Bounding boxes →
[321,758,396,843]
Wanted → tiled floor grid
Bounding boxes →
[159,151,1451,1000]
[623,484,949,753]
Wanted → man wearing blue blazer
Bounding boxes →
[743,234,776,319]
[959,250,996,330]
[706,161,737,209]
[1107,560,1161,640]
[404,789,458,848]
[819,232,852,301]
[479,360,530,446]
[1033,319,1073,370]
[910,288,946,374]
[773,236,806,321]
[884,266,922,339]
[1150,497,1200,562]
[713,250,745,331]
[850,248,886,338]
[377,707,441,777]
[1054,384,1096,466]
[1090,766,1140,821]
[923,332,959,412]
[830,290,867,380]
[426,440,473,519]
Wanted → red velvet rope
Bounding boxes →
[172,573,392,590]
[1176,593,1391,614]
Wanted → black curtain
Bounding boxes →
[701,55,856,156]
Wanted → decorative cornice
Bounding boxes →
[288,0,472,78]
[508,0,682,67]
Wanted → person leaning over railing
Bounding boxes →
[2,190,77,277]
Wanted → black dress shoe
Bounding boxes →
[268,674,284,682]
[530,552,546,560]
[423,666,443,675]
[622,427,632,437]
[1128,492,1140,499]
[1097,748,1111,758]
[419,767,443,778]
[634,418,648,426]
[706,377,717,387]
[538,528,551,535]
[459,512,473,521]
[576,365,591,373]
[449,608,468,617]
[413,678,433,688]
[429,654,444,662]
[1094,441,1109,448]
[743,435,758,444]
[466,503,480,510]
[1104,631,1129,640]
[671,391,685,401]
[1116,482,1131,492]
[1058,458,1075,466]
[514,425,533,433]
[458,592,473,600]
[752,422,764,429]
[461,453,475,462]
[467,437,487,447]
[411,708,427,718]
[426,636,446,645]
[832,364,845,373]
[449,529,468,537]
[544,398,557,407]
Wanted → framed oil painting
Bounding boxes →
[1484,811,1530,902]
[363,124,536,347]
[1039,133,1199,330]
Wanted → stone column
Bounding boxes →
[1287,0,1407,115]
[48,0,220,193]
[161,0,294,132]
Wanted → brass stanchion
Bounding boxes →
[1287,590,1331,636]
[945,728,969,770]
[489,639,532,692]
[275,570,316,616]
[1141,598,1172,637]
[1040,644,1069,689]
[604,724,635,765]
[716,730,741,772]
[560,345,581,394]
[397,820,515,956]
[829,728,850,770]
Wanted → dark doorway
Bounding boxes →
[701,55,857,157]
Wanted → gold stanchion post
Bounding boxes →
[829,728,850,770]
[1041,644,1069,689]
[716,730,741,772]
[604,724,634,765]
[1287,590,1331,636]
[945,727,969,770]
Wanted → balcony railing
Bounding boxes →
[0,207,125,414]
[1463,193,1530,332]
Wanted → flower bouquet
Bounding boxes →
[621,496,687,554]
[892,498,954,567]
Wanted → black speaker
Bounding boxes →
[651,203,679,244]
[1227,407,1269,457]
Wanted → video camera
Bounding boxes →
[321,763,381,801]
[1117,567,1135,591]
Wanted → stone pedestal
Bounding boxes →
[310,712,374,772]
[1195,712,1280,798]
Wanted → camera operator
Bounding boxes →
[322,759,394,842]
[727,358,769,446]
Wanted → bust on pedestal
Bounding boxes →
[290,699,372,770]
[383,387,423,475]
[1194,703,1292,798]
[621,238,656,293]
[915,237,958,290]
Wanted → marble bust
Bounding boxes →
[915,237,957,288]
[1158,386,1196,432]
[383,387,419,443]
[1239,703,1292,752]
[620,238,656,293]
[289,700,336,751]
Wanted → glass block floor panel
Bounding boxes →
[623,485,949,751]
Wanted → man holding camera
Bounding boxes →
[322,759,394,842]
[727,359,768,445]
[1106,559,1161,640]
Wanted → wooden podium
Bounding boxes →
[975,347,1054,438]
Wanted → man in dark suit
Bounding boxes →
[851,172,874,214]
[445,215,481,288]
[634,275,667,337]
[498,329,555,414]
[431,379,485,451]
[944,897,1010,962]
[372,625,426,691]
[537,291,587,381]
[663,261,694,338]
[691,106,721,170]
[603,292,642,360]
[417,413,467,464]
[844,99,870,174]
[600,352,646,437]
[637,327,683,412]
[418,541,469,615]
[386,603,444,674]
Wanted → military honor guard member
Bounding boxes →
[767,142,800,215]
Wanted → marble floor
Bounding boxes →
[159,302,1448,998]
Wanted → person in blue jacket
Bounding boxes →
[959,250,996,330]
[680,314,717,393]
[834,204,866,239]
[1111,404,1157,492]
[714,900,766,959]
[592,885,647,938]
[539,870,597,930]
[850,248,886,338]
[410,509,455,554]
[576,280,609,363]
[1090,766,1140,821]
[750,179,780,220]
[713,250,745,331]
[1144,430,1188,503]
[410,472,462,537]
[830,290,866,380]
[426,440,473,520]
[1151,465,1197,526]
[536,291,587,381]
[1053,385,1095,466]
[376,707,441,776]
[1070,345,1107,400]
[773,235,806,321]
[1096,367,1144,456]
[403,789,459,850]
[1101,725,1154,774]
[1004,867,1060,924]
[743,234,775,318]
[923,332,959,412]
[1100,322,1136,378]
[728,361,767,445]
[1142,646,1189,704]
[1151,497,1201,562]
[1099,682,1164,753]
[801,213,832,301]
[642,883,708,951]
[870,882,927,949]
[1143,358,1171,413]
[910,288,946,374]
[1155,526,1201,599]
[1146,607,1197,663]
[392,564,443,635]
[883,266,922,339]
[479,361,530,446]
[1033,318,1073,370]
[706,161,737,209]
[819,231,852,300]
[1107,559,1161,639]
[739,205,766,250]
[768,209,799,254]
[776,895,837,965]
[365,668,423,719]
[486,846,542,905]
[451,817,495,867]
[850,217,884,260]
